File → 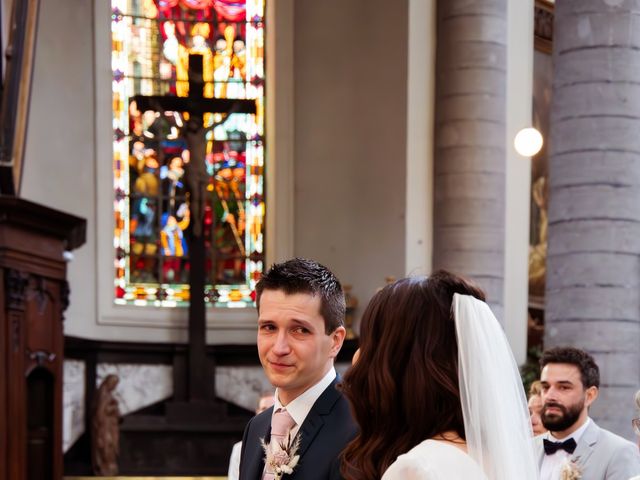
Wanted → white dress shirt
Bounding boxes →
[540,417,591,480]
[272,366,336,438]
[227,440,242,480]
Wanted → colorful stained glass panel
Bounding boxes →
[111,0,265,307]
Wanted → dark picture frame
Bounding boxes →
[527,0,554,352]
[0,0,41,195]
[534,0,553,54]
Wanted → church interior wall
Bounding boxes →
[21,0,99,340]
[292,0,409,315]
[405,0,436,280]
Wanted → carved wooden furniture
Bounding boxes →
[0,196,85,480]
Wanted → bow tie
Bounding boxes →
[543,437,577,455]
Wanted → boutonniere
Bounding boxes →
[261,433,301,480]
[560,458,582,480]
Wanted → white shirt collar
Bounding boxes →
[273,367,336,434]
[540,417,591,480]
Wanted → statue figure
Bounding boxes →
[162,20,179,66]
[213,25,237,98]
[528,176,548,297]
[161,204,191,282]
[176,22,214,98]
[91,374,120,476]
[182,115,209,237]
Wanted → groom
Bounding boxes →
[535,347,640,479]
[239,258,357,480]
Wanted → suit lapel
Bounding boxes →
[536,419,599,474]
[296,378,341,459]
[571,420,599,469]
[245,410,272,480]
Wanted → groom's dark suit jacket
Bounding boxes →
[239,378,357,480]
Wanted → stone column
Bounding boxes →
[545,0,640,436]
[432,0,508,319]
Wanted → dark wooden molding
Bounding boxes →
[4,268,28,311]
[60,280,70,318]
[535,0,554,54]
[0,195,86,250]
[65,336,239,365]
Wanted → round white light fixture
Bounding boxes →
[514,127,543,157]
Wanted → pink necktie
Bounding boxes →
[263,408,296,480]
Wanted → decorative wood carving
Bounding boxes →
[60,280,70,319]
[29,275,52,315]
[10,313,21,353]
[27,350,56,366]
[4,268,28,311]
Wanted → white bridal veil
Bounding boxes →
[453,293,539,480]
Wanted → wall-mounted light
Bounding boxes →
[514,127,543,157]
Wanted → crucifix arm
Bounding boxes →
[131,95,256,118]
[202,102,244,134]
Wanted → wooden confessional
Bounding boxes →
[1,1,87,479]
[0,197,86,480]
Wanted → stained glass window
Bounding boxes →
[111,0,265,308]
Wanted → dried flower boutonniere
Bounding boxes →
[261,433,301,480]
[560,459,582,480]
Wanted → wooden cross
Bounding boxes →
[132,54,256,405]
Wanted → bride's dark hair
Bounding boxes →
[340,270,485,480]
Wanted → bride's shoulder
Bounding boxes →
[404,439,468,460]
[381,448,437,480]
[381,440,485,480]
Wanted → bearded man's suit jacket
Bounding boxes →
[534,419,640,480]
[239,379,357,480]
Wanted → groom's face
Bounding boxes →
[539,363,597,433]
[257,289,345,405]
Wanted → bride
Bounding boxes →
[340,271,539,479]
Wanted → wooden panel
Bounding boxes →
[0,226,67,280]
[0,274,6,479]
[7,308,26,480]
[25,278,58,357]
[26,368,54,480]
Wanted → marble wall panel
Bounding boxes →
[63,359,86,452]
[96,363,173,415]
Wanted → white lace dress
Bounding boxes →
[382,439,488,480]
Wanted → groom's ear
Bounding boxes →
[585,385,598,407]
[328,326,346,358]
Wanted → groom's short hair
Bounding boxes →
[540,346,600,389]
[255,257,346,334]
